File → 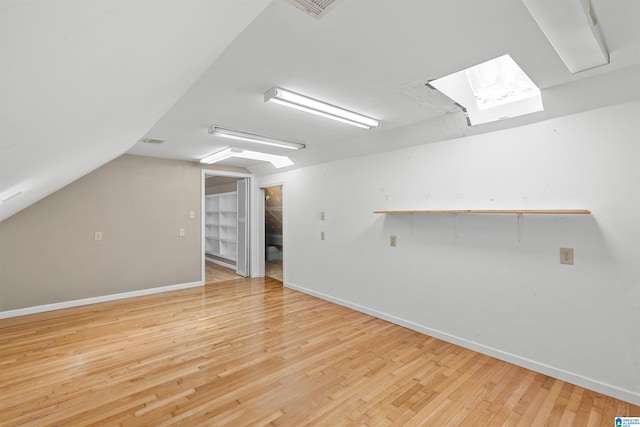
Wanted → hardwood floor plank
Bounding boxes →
[205,261,242,283]
[545,382,575,427]
[1,277,638,426]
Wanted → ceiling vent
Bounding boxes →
[287,0,342,18]
[141,138,165,144]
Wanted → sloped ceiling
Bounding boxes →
[130,0,640,176]
[2,0,640,221]
[0,0,271,221]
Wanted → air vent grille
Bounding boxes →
[287,0,341,18]
[141,138,165,144]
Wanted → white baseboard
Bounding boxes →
[0,281,203,319]
[285,281,640,406]
[205,256,236,270]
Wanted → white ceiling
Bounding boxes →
[0,0,271,221]
[2,0,640,221]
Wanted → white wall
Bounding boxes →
[258,101,640,404]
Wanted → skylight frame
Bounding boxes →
[428,54,544,126]
[200,147,294,169]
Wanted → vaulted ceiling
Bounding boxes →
[2,0,640,221]
[1,0,271,221]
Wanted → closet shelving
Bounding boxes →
[205,192,238,263]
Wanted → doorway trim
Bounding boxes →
[201,169,254,284]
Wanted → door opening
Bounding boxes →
[202,172,251,284]
[264,185,283,281]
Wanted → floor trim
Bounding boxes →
[0,281,203,319]
[285,281,640,406]
[205,256,236,270]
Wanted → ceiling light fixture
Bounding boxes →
[264,87,380,129]
[208,126,305,150]
[0,191,23,204]
[521,0,609,73]
[200,147,294,169]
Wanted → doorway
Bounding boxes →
[202,172,251,284]
[264,185,283,281]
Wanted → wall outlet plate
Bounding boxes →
[390,235,397,247]
[560,248,574,265]
[320,231,325,240]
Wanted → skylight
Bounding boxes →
[429,54,543,126]
[200,147,294,169]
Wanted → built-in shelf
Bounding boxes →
[205,192,238,264]
[374,209,591,215]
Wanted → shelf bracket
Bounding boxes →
[517,213,523,243]
[453,213,458,239]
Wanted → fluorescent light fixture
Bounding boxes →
[264,87,380,129]
[0,191,23,204]
[200,147,294,169]
[522,0,609,73]
[208,126,305,150]
[429,54,543,126]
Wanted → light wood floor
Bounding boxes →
[206,258,283,283]
[0,278,637,426]
[266,259,283,281]
[205,260,242,283]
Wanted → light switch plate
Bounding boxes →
[179,228,185,237]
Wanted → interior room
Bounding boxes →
[1,0,639,425]
[204,175,246,282]
[264,185,284,280]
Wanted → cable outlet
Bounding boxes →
[390,235,397,247]
[560,248,574,265]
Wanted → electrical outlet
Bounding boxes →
[189,210,195,219]
[320,211,325,220]
[560,248,574,265]
[179,228,185,237]
[390,235,397,247]
[94,231,102,241]
[320,231,325,240]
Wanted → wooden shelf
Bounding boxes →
[374,209,591,215]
